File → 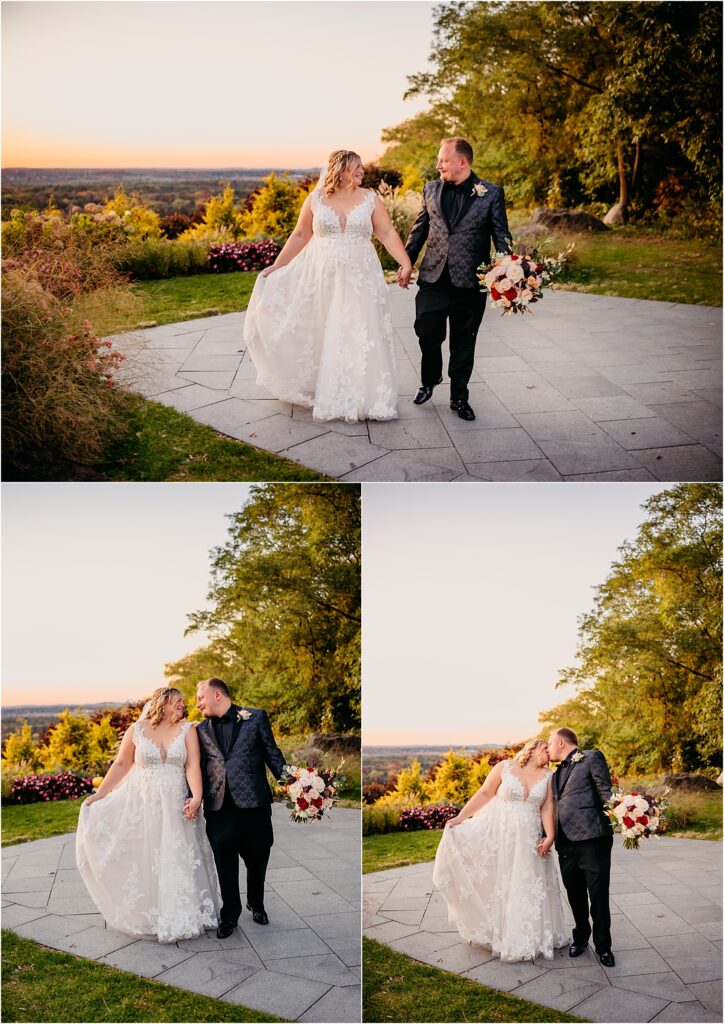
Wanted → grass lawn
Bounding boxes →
[363,830,442,874]
[73,272,257,336]
[2,797,85,847]
[507,217,721,306]
[363,937,585,1023]
[1,930,282,1023]
[100,397,326,482]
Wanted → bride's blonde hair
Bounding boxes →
[144,686,184,727]
[515,739,547,768]
[322,150,361,195]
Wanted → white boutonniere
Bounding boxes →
[472,182,488,197]
[237,708,252,722]
[571,751,585,764]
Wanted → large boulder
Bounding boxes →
[530,207,609,233]
[661,772,721,791]
[603,202,626,226]
[308,732,360,754]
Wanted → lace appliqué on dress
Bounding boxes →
[243,188,398,422]
[76,719,220,943]
[432,760,568,962]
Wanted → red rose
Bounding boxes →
[504,288,517,301]
[637,815,648,826]
[297,797,309,810]
[491,287,500,300]
[622,815,635,828]
[311,797,323,809]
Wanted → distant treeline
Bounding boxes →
[363,744,501,786]
[1,168,316,221]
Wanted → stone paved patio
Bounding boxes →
[363,836,722,1022]
[2,804,361,1023]
[109,287,721,481]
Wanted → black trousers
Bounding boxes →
[556,831,613,953]
[205,790,273,925]
[414,273,486,403]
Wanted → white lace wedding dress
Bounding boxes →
[433,760,568,961]
[243,188,398,422]
[76,720,220,943]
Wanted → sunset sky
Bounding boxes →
[363,483,670,746]
[2,483,255,706]
[2,0,436,168]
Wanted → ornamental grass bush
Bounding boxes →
[363,804,403,835]
[6,771,94,805]
[373,188,422,270]
[2,267,133,474]
[115,237,212,280]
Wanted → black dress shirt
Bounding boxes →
[212,706,236,757]
[441,173,474,229]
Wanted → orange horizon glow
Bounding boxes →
[1,141,365,171]
[1,685,163,708]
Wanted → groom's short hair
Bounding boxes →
[205,677,231,699]
[442,137,473,164]
[555,727,578,746]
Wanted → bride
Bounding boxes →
[243,149,412,423]
[433,739,568,962]
[76,687,220,943]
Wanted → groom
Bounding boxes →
[400,136,511,421]
[194,677,286,937]
[548,728,615,967]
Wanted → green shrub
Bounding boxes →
[116,238,212,279]
[363,803,402,835]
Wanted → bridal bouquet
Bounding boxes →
[605,789,669,850]
[279,762,345,823]
[478,243,572,316]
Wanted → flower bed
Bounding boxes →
[208,240,281,273]
[7,771,94,804]
[399,804,460,831]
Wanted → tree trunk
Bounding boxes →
[631,139,640,191]
[616,138,628,209]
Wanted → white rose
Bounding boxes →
[310,776,325,793]
[497,278,513,292]
[519,289,533,304]
[506,261,525,283]
[484,267,506,288]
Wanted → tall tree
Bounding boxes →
[382,2,721,215]
[166,484,361,733]
[540,484,722,774]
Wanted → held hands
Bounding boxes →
[183,797,201,821]
[537,836,554,858]
[396,263,413,289]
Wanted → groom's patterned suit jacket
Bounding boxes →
[196,705,286,812]
[553,748,613,842]
[405,173,511,289]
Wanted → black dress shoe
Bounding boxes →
[450,400,475,421]
[569,943,587,958]
[413,378,442,405]
[216,922,235,938]
[246,902,269,925]
[599,951,615,967]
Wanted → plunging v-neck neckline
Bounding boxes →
[138,724,184,762]
[319,192,369,234]
[506,762,548,800]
